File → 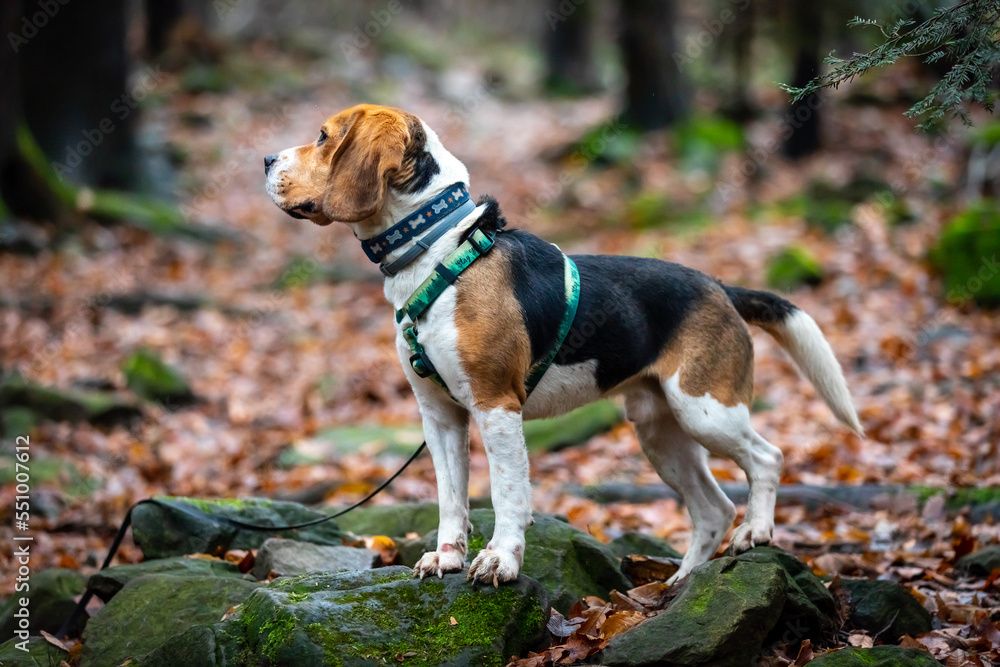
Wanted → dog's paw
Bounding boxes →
[466,547,520,586]
[729,522,772,553]
[413,548,465,579]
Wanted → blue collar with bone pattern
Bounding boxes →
[361,183,471,270]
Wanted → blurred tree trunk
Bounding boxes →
[0,0,57,220]
[20,0,136,189]
[618,0,689,130]
[544,0,600,96]
[727,1,755,121]
[0,0,21,206]
[147,0,186,57]
[782,1,822,159]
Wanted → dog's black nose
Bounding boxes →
[264,154,277,174]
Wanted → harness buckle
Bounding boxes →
[409,352,436,378]
[468,230,495,256]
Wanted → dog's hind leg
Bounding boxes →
[412,397,472,579]
[662,374,784,556]
[626,388,736,584]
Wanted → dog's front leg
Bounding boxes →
[413,398,471,579]
[467,407,531,586]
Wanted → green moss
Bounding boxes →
[912,485,1000,508]
[929,200,1000,307]
[673,115,745,174]
[286,592,308,603]
[122,349,192,402]
[163,496,253,511]
[468,533,485,552]
[303,585,526,667]
[685,584,714,615]
[766,245,825,292]
[260,610,296,661]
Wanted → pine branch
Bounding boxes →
[781,0,1000,130]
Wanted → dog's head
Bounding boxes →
[264,103,452,229]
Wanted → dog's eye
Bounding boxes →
[317,129,328,146]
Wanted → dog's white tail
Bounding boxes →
[725,286,863,435]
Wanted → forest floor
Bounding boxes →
[1,41,999,664]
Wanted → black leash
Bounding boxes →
[56,441,426,639]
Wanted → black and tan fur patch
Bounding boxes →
[453,197,758,408]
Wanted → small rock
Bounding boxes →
[831,578,932,643]
[955,545,1000,577]
[0,636,69,666]
[736,546,838,636]
[81,573,258,667]
[0,568,87,638]
[252,538,378,579]
[139,566,549,667]
[601,557,788,667]
[608,532,683,560]
[130,496,344,559]
[88,556,247,602]
[424,509,631,613]
[122,349,195,404]
[807,645,940,666]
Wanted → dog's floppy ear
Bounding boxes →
[322,108,409,222]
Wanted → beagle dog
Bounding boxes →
[264,103,862,586]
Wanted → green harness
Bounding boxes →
[396,227,581,401]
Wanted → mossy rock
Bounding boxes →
[523,400,623,452]
[735,546,838,636]
[0,636,69,666]
[122,349,195,404]
[131,496,344,559]
[424,509,631,613]
[334,502,441,539]
[0,373,141,425]
[831,578,932,643]
[88,556,248,602]
[1,406,36,439]
[601,557,788,667]
[608,532,682,560]
[81,573,259,667]
[137,567,549,667]
[766,245,825,292]
[955,545,1000,577]
[808,645,940,666]
[673,115,745,174]
[928,201,1000,307]
[0,568,87,640]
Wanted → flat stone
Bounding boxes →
[252,538,378,578]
